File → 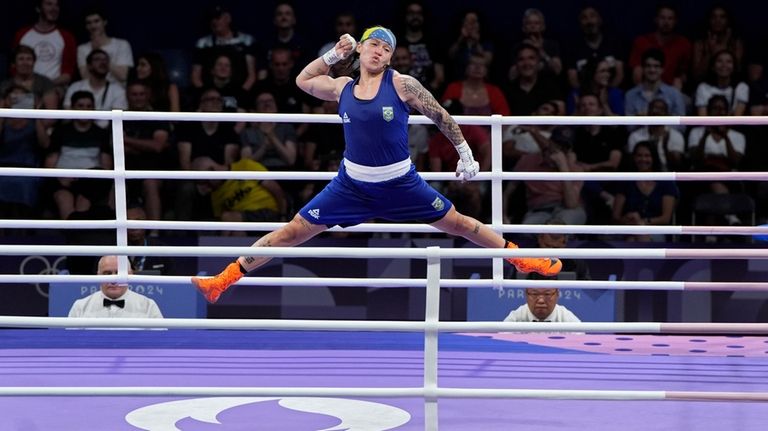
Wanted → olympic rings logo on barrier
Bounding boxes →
[19,255,67,298]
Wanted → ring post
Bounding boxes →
[424,246,441,431]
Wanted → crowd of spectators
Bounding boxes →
[2,0,767,247]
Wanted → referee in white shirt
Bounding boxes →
[68,255,163,318]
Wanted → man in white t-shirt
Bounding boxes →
[68,255,163,318]
[13,0,76,86]
[63,49,127,128]
[76,7,134,84]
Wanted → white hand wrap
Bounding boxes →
[322,47,341,66]
[342,34,357,57]
[455,141,480,181]
[322,34,356,66]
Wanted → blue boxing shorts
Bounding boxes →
[298,164,453,228]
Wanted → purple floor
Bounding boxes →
[1,330,767,430]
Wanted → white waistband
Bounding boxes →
[343,157,411,182]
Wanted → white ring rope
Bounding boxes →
[0,218,766,237]
[2,108,768,126]
[0,386,766,402]
[2,274,766,292]
[0,244,763,259]
[0,316,766,333]
[3,165,768,182]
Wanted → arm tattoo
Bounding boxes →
[244,237,272,266]
[401,76,464,146]
[301,65,330,79]
[253,237,273,249]
[472,222,481,234]
[299,217,313,231]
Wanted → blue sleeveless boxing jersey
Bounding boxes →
[298,68,453,227]
[338,68,411,166]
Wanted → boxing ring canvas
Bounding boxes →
[1,329,767,430]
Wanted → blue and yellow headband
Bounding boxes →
[360,26,397,50]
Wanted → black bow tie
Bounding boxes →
[103,298,125,309]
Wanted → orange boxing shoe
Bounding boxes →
[192,261,245,303]
[504,241,562,276]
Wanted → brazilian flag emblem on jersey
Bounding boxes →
[382,106,394,122]
[431,196,445,211]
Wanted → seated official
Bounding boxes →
[68,255,163,318]
[504,284,580,323]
